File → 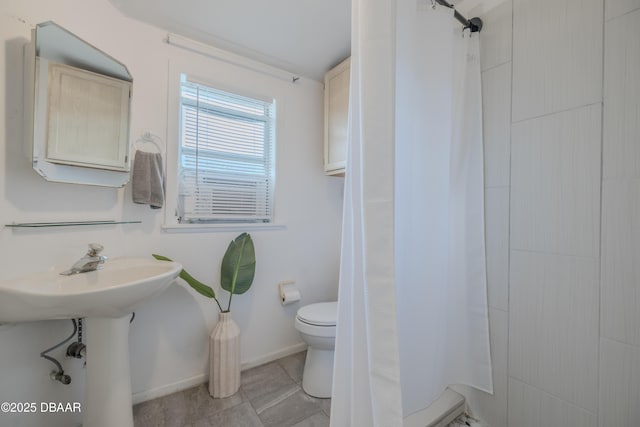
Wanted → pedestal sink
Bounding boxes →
[0,257,182,427]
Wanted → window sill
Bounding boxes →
[161,223,287,233]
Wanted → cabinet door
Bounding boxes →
[324,57,350,175]
[46,62,132,171]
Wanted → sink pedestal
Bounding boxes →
[84,315,134,427]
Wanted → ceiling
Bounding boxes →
[109,0,351,82]
[109,0,502,82]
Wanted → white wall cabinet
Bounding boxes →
[324,57,350,175]
[25,21,133,187]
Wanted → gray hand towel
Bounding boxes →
[132,151,164,209]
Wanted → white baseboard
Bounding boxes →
[240,342,307,371]
[132,373,207,405]
[132,342,308,405]
[404,388,466,427]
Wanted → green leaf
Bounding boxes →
[220,233,256,296]
[179,270,216,299]
[152,253,216,299]
[151,254,173,262]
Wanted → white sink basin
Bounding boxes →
[0,257,182,322]
[0,256,182,427]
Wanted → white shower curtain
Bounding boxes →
[331,0,492,424]
[395,2,493,416]
[330,0,404,426]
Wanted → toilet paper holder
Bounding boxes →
[278,280,301,305]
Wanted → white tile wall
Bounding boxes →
[485,187,509,312]
[510,105,602,257]
[508,378,597,427]
[482,63,511,188]
[512,0,603,122]
[465,308,509,427]
[480,0,513,72]
[598,8,640,427]
[509,251,599,411]
[601,179,640,346]
[603,9,640,180]
[473,0,640,424]
[599,338,640,426]
[605,0,640,20]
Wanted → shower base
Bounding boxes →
[404,388,466,427]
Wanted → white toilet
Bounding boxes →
[294,301,338,398]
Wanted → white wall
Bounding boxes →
[458,0,640,426]
[0,1,343,426]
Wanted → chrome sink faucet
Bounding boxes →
[60,244,108,276]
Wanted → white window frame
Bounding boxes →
[164,59,283,232]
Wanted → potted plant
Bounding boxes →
[153,232,255,398]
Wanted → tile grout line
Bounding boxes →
[254,385,301,415]
[506,0,514,423]
[596,0,606,425]
[507,376,598,418]
[481,59,512,74]
[511,101,602,126]
[604,4,640,22]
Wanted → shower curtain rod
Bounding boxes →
[434,0,483,32]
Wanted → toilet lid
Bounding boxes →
[296,302,337,326]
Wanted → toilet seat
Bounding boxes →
[296,302,337,326]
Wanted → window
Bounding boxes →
[178,75,275,223]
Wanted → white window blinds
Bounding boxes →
[178,75,275,223]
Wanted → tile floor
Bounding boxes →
[134,350,479,427]
[133,351,331,427]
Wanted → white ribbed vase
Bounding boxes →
[209,312,241,398]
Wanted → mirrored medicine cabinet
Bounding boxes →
[24,21,133,187]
